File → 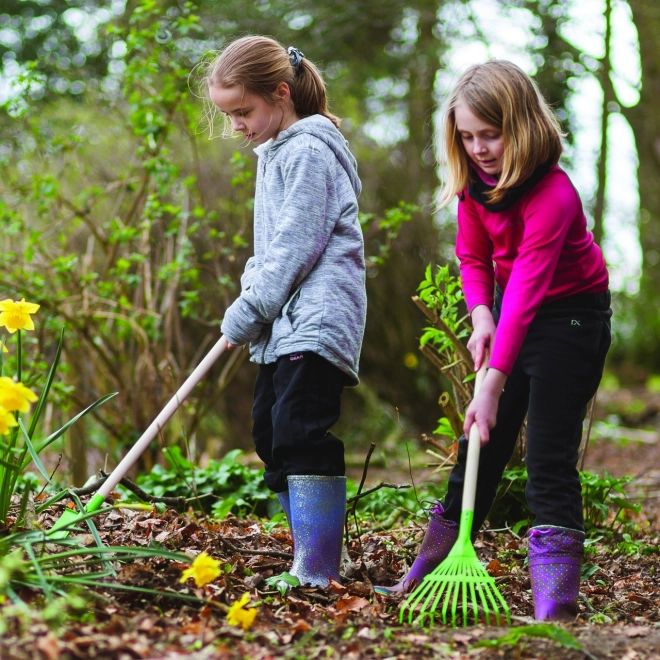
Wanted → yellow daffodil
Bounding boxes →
[179,551,222,587]
[0,298,40,333]
[226,593,257,630]
[0,377,38,413]
[0,406,18,435]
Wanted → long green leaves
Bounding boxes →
[0,324,116,524]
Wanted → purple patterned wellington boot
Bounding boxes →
[288,475,346,588]
[373,503,458,596]
[529,525,585,621]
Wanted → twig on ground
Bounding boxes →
[218,536,293,560]
[346,442,376,552]
[66,473,186,510]
[346,482,411,504]
[579,394,597,471]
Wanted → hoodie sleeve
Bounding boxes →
[221,144,337,345]
[240,256,262,292]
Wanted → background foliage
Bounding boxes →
[1,0,658,485]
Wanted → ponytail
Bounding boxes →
[290,58,340,127]
[206,36,340,128]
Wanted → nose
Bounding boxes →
[473,138,488,154]
[231,116,245,132]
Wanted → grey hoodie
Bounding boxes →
[220,114,367,384]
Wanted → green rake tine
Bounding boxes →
[468,573,478,626]
[434,571,454,624]
[433,576,452,621]
[476,580,492,625]
[398,364,511,628]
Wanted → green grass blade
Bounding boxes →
[17,419,51,484]
[37,545,191,564]
[43,576,208,604]
[26,327,64,438]
[25,392,117,466]
[24,542,53,601]
[34,489,69,514]
[67,490,112,570]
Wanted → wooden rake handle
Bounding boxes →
[96,335,229,500]
[461,362,489,514]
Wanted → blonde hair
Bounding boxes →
[203,35,339,136]
[439,60,564,207]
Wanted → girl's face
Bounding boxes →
[209,84,293,145]
[454,103,505,175]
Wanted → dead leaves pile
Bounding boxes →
[1,498,659,660]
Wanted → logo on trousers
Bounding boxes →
[571,320,581,326]
[289,354,304,361]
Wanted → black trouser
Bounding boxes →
[442,289,612,533]
[252,351,346,493]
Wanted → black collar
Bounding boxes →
[467,161,554,212]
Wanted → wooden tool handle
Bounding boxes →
[96,335,229,499]
[461,363,488,514]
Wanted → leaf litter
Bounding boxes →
[1,480,660,659]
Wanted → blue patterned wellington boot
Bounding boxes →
[277,491,292,528]
[287,475,346,588]
[277,490,294,552]
[374,502,458,596]
[529,525,585,621]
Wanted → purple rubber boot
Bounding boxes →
[373,502,458,596]
[288,475,346,588]
[529,525,585,621]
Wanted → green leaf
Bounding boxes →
[162,446,194,471]
[264,571,300,597]
[212,497,236,519]
[477,624,584,652]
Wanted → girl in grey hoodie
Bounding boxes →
[207,36,366,588]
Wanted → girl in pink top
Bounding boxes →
[375,61,611,621]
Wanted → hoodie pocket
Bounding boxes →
[282,287,302,332]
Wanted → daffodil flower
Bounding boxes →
[179,551,222,587]
[226,593,257,630]
[0,406,18,435]
[0,298,40,333]
[0,377,38,413]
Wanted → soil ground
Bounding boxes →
[2,399,660,660]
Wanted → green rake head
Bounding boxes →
[400,513,511,627]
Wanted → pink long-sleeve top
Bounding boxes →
[456,164,609,375]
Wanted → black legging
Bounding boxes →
[442,290,612,533]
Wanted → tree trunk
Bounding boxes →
[623,0,660,367]
[593,0,614,248]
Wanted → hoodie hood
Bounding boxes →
[256,115,361,196]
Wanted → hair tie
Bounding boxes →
[287,46,305,69]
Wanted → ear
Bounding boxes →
[274,82,292,106]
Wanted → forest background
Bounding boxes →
[1,0,659,487]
